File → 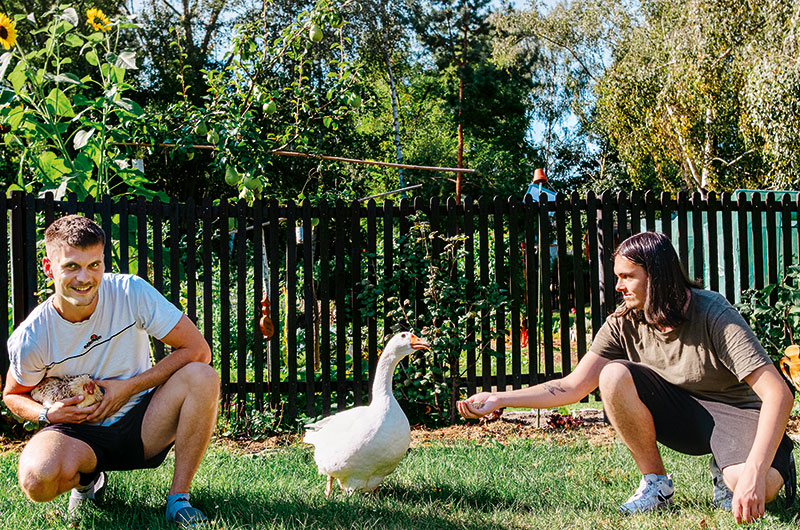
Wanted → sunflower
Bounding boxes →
[86,8,112,32]
[0,13,17,50]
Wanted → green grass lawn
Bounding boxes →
[1,432,798,530]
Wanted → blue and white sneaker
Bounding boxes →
[709,457,733,510]
[620,473,674,514]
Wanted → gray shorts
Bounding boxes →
[615,360,795,485]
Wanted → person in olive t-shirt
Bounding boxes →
[457,231,795,524]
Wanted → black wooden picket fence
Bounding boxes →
[2,189,798,421]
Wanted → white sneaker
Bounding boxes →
[620,473,674,514]
[68,471,106,517]
[709,457,733,510]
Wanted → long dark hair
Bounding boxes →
[612,232,701,328]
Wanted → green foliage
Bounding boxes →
[0,4,159,199]
[139,0,362,203]
[736,266,800,363]
[0,400,33,439]
[217,403,304,441]
[375,215,509,425]
[593,0,800,192]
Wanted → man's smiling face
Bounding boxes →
[43,242,104,322]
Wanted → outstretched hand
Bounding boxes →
[456,392,501,419]
[46,395,100,424]
[85,378,135,423]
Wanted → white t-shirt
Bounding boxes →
[8,273,183,426]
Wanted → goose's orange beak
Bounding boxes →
[410,334,429,350]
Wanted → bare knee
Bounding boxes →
[598,362,636,397]
[18,456,69,502]
[723,465,784,502]
[172,362,220,398]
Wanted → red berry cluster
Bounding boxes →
[546,412,583,430]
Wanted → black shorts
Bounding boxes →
[42,390,173,479]
[614,360,795,485]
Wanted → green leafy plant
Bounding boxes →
[736,265,800,363]
[0,4,156,198]
[370,215,509,426]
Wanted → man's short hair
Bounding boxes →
[44,215,106,250]
[612,231,701,329]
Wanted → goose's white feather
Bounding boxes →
[303,332,427,494]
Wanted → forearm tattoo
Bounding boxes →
[543,382,566,396]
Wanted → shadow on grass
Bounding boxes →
[75,489,506,530]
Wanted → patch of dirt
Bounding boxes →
[214,433,300,455]
[215,409,618,455]
[410,408,617,448]
[0,435,28,454]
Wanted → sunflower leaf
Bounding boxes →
[9,64,26,94]
[85,50,99,66]
[114,98,142,116]
[73,129,95,150]
[0,52,11,82]
[45,88,76,117]
[115,51,138,70]
[65,34,83,48]
[60,8,79,27]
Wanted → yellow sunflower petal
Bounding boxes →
[86,8,112,32]
[0,13,18,50]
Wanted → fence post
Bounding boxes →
[0,193,8,377]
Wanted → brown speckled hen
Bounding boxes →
[30,374,103,408]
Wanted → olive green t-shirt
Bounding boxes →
[589,288,770,408]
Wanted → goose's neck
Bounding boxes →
[371,353,402,401]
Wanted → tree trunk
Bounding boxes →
[701,106,713,190]
[457,75,464,205]
[665,104,702,189]
[385,53,407,193]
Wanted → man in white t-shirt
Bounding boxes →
[2,215,219,526]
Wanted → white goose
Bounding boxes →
[304,332,429,496]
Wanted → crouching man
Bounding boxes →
[458,231,795,524]
[2,215,219,526]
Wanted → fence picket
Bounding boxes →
[236,200,248,416]
[691,192,704,284]
[350,200,363,406]
[319,201,332,416]
[218,200,231,409]
[493,196,507,390]
[539,194,554,377]
[464,197,478,395]
[737,192,750,296]
[721,193,735,303]
[707,192,719,293]
[252,199,264,410]
[752,194,764,290]
[0,193,8,376]
[508,197,522,390]
[766,193,778,302]
[335,201,347,409]
[555,193,570,376]
[303,199,316,416]
[570,192,587,363]
[285,201,298,418]
[477,197,490,390]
